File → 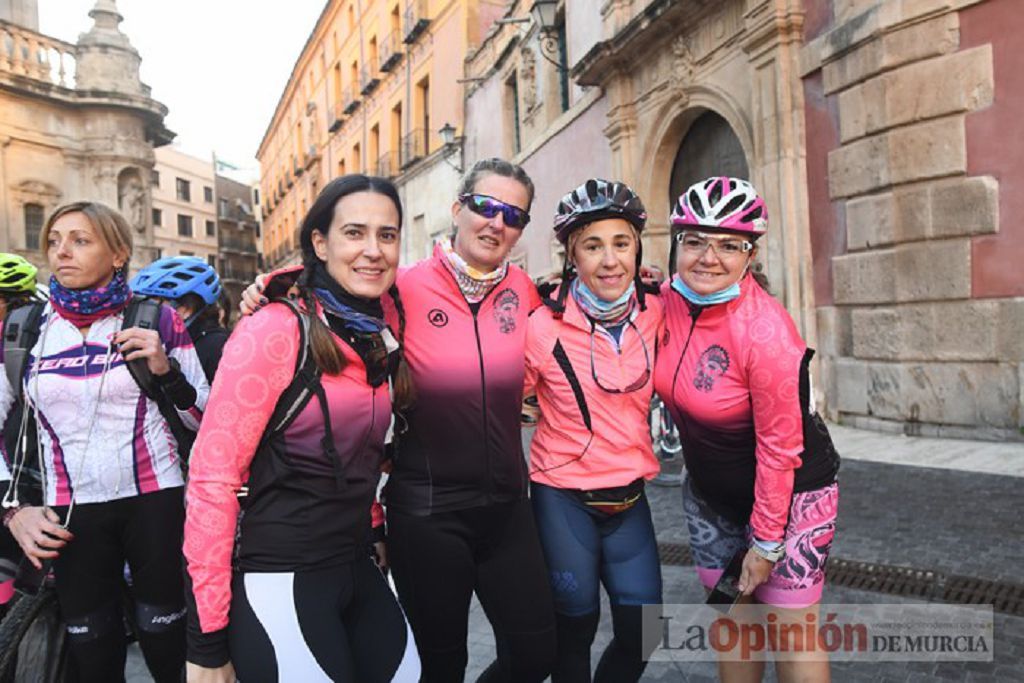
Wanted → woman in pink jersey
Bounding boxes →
[525,179,663,682]
[183,175,419,682]
[654,177,840,682]
[240,159,557,683]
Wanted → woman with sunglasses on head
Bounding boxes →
[0,202,209,682]
[183,175,420,683]
[655,177,840,683]
[524,179,663,683]
[240,158,556,683]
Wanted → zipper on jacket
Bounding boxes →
[471,309,492,500]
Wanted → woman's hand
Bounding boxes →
[8,507,72,568]
[737,548,774,597]
[186,661,236,683]
[372,541,388,572]
[238,274,268,317]
[521,395,540,426]
[115,327,170,375]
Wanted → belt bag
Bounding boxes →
[573,477,645,515]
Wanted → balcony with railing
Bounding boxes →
[220,263,259,284]
[328,100,344,132]
[400,129,428,168]
[342,86,360,115]
[220,235,258,255]
[0,20,77,89]
[360,65,380,97]
[403,1,431,44]
[379,32,403,72]
[304,144,321,170]
[376,151,399,179]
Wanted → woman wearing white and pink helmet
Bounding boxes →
[654,177,841,682]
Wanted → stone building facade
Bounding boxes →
[257,0,508,269]
[215,174,261,309]
[0,0,173,273]
[151,146,218,265]
[462,0,1021,439]
[803,0,1022,440]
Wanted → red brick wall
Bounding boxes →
[962,0,1024,298]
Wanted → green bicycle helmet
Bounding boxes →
[0,254,38,295]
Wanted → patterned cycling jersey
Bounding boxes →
[184,301,392,643]
[653,274,839,542]
[0,304,209,506]
[382,244,542,514]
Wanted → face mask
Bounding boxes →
[671,274,741,306]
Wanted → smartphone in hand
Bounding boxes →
[706,548,746,613]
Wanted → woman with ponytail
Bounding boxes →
[0,202,209,682]
[241,159,557,682]
[184,175,419,683]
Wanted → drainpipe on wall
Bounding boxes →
[0,136,10,252]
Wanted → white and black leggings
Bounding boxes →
[229,556,420,682]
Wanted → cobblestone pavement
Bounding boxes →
[127,425,1024,681]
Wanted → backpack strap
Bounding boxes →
[3,302,45,401]
[261,298,322,441]
[551,339,592,433]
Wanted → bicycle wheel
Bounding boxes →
[0,588,71,683]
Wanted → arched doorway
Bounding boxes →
[668,111,748,206]
[666,111,749,274]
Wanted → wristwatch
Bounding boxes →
[750,538,785,563]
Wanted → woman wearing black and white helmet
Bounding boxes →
[526,179,664,683]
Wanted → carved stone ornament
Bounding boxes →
[671,35,695,100]
[117,169,146,233]
[520,46,538,112]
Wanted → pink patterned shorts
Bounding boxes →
[682,476,839,608]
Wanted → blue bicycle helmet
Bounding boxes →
[131,256,222,305]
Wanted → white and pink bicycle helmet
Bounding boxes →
[670,176,768,238]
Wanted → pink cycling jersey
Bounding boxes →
[654,273,838,542]
[381,243,542,514]
[525,293,662,490]
[184,301,391,643]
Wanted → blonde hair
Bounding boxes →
[41,201,133,264]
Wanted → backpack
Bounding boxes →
[3,296,196,461]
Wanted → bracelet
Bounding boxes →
[2,506,23,528]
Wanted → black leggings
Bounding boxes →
[53,487,186,683]
[388,499,557,683]
[229,555,419,682]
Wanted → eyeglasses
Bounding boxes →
[589,319,651,394]
[459,193,531,229]
[674,230,753,259]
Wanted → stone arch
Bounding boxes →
[637,88,755,270]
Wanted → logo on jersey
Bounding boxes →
[493,288,519,334]
[693,344,729,392]
[428,308,449,328]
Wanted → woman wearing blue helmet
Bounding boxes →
[131,257,229,383]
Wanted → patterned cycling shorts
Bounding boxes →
[681,475,839,608]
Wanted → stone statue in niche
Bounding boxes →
[671,35,695,100]
[118,170,146,233]
[520,46,537,112]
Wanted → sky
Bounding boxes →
[39,0,328,183]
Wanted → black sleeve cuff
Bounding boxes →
[187,627,231,668]
[368,523,386,544]
[154,365,198,410]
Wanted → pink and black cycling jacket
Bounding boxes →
[381,244,541,515]
[653,273,839,542]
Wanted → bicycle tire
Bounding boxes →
[0,588,70,683]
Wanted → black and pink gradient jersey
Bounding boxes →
[382,244,542,515]
[653,273,839,543]
[184,301,391,655]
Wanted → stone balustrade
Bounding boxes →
[0,20,77,89]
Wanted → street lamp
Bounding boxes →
[438,122,462,173]
[530,1,567,72]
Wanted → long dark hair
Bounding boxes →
[296,174,415,409]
